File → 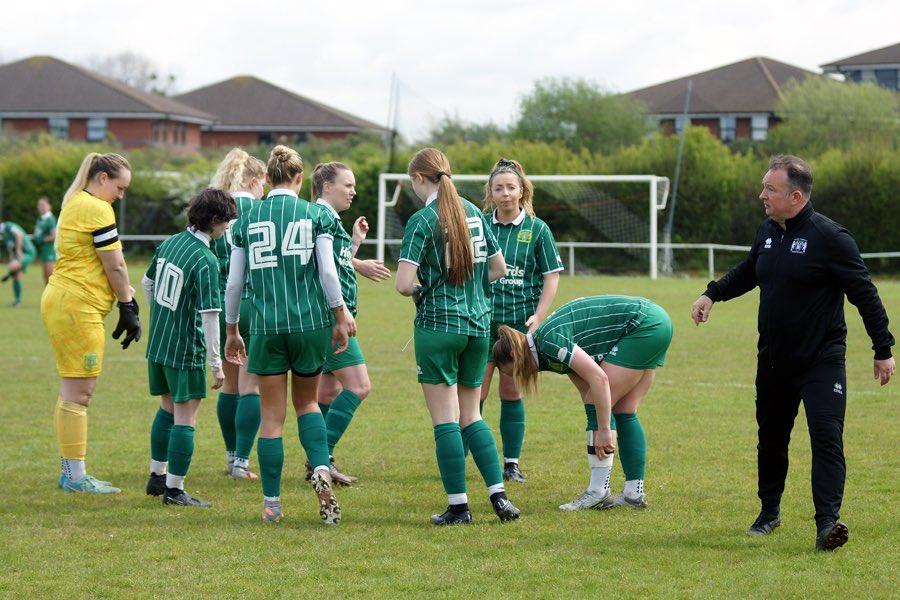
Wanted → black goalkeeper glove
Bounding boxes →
[112,298,142,349]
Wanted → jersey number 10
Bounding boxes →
[248,220,314,270]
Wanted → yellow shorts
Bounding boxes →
[41,285,107,378]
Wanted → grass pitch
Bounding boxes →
[1,266,897,598]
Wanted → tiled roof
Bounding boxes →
[174,76,385,132]
[628,57,818,114]
[821,42,900,69]
[0,56,215,122]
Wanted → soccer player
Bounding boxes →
[209,148,267,481]
[492,295,673,511]
[395,147,520,525]
[311,162,391,485]
[33,197,57,284]
[479,158,563,483]
[1,220,37,306]
[41,152,141,494]
[224,145,355,525]
[143,188,237,507]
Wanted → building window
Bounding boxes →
[178,124,186,145]
[48,117,69,139]
[292,132,308,144]
[874,69,898,90]
[751,116,768,141]
[86,118,107,142]
[674,117,687,135]
[844,69,861,82]
[258,132,274,144]
[720,116,736,142]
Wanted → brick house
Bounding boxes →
[0,56,215,150]
[173,76,386,148]
[628,57,818,141]
[820,42,900,91]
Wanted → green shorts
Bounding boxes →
[219,298,253,356]
[37,244,56,263]
[148,360,207,402]
[323,335,365,374]
[603,302,673,370]
[248,327,331,376]
[414,325,489,387]
[11,251,34,272]
[487,321,528,363]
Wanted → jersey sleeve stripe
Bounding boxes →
[93,227,119,247]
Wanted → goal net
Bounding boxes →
[375,174,670,278]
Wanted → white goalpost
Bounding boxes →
[375,173,671,279]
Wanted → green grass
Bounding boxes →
[1,266,898,598]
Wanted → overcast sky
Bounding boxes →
[2,1,897,140]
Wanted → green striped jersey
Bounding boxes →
[2,221,36,256]
[145,229,221,370]
[231,190,339,335]
[211,193,257,300]
[532,295,652,374]
[32,213,57,250]
[316,199,357,316]
[399,193,500,336]
[489,209,563,325]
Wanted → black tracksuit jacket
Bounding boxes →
[703,202,894,371]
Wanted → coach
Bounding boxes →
[690,155,895,552]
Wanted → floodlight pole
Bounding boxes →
[661,79,692,274]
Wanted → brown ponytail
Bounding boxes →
[408,148,473,286]
[482,157,535,217]
[493,326,539,396]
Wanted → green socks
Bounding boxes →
[325,390,361,455]
[235,393,261,460]
[167,425,195,477]
[499,398,525,460]
[434,423,466,495]
[461,420,503,488]
[297,413,329,470]
[13,280,22,303]
[613,412,646,480]
[318,402,331,419]
[257,437,284,498]
[584,404,598,431]
[216,392,239,452]
[150,407,174,462]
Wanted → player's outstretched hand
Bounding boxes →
[357,259,391,282]
[112,299,142,349]
[225,334,246,366]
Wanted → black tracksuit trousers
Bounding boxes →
[755,358,847,529]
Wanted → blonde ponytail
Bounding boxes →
[63,152,131,207]
[493,326,539,397]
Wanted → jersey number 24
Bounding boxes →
[248,220,314,270]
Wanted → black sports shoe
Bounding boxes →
[146,473,166,496]
[163,487,212,508]
[748,508,781,536]
[503,462,527,483]
[815,522,849,551]
[492,496,521,522]
[430,507,473,526]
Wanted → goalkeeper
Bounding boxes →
[41,152,141,495]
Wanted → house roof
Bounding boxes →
[627,57,818,115]
[820,42,900,69]
[174,76,386,133]
[0,56,215,123]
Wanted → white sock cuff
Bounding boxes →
[233,457,249,469]
[448,493,468,505]
[166,474,185,490]
[587,452,614,468]
[487,483,505,496]
[150,459,168,476]
[503,458,519,465]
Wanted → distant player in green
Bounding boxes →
[224,145,355,525]
[395,147,520,525]
[1,220,37,307]
[143,188,237,507]
[479,158,563,483]
[312,162,391,486]
[492,295,673,511]
[32,197,57,283]
[210,148,267,481]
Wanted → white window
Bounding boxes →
[751,116,768,141]
[48,117,69,139]
[720,116,736,142]
[87,118,107,143]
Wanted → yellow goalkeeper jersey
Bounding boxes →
[49,190,122,312]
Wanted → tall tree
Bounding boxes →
[86,52,176,96]
[513,77,649,154]
[425,114,509,145]
[770,75,900,155]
